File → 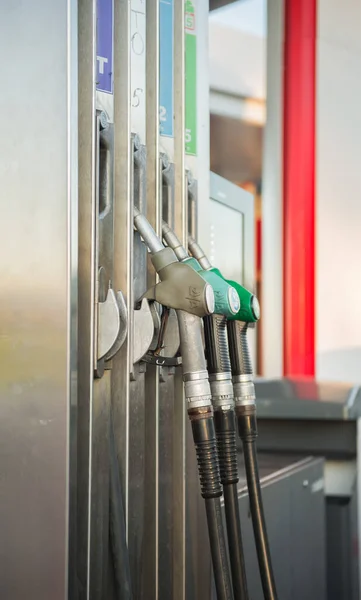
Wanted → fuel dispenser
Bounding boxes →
[1,1,326,600]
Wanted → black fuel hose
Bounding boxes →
[223,483,248,600]
[228,320,277,600]
[109,417,133,600]
[216,408,249,600]
[190,409,234,600]
[205,496,234,600]
[204,314,249,600]
[239,411,277,600]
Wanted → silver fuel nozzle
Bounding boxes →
[133,206,163,254]
[177,310,213,410]
[134,209,215,318]
[162,221,189,261]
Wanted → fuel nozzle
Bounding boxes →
[163,222,240,319]
[188,234,259,416]
[134,210,233,598]
[224,283,258,424]
[162,221,237,408]
[134,209,216,413]
[226,314,277,600]
[188,235,260,323]
[185,232,251,599]
[134,208,214,318]
[188,237,278,600]
[134,209,215,414]
[162,216,235,599]
[177,308,223,501]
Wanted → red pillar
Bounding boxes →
[283,0,317,376]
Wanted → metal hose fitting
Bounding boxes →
[204,314,234,410]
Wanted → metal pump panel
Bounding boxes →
[0,1,233,599]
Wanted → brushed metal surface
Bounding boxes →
[127,375,146,598]
[0,3,262,600]
[0,1,78,598]
[186,4,213,597]
[77,0,97,596]
[158,371,176,600]
[144,1,160,597]
[126,3,151,597]
[112,0,131,532]
[78,0,120,595]
[158,3,187,598]
[89,373,111,599]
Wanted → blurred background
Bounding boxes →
[209,0,361,385]
[209,0,266,371]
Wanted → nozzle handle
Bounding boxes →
[203,314,232,375]
[227,320,253,377]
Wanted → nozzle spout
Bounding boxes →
[188,236,212,271]
[162,221,189,262]
[134,207,164,254]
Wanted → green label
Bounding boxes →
[185,1,197,155]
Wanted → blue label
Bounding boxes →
[159,0,174,137]
[96,0,113,94]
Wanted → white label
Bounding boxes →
[131,0,146,141]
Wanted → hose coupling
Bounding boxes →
[209,372,234,410]
[236,403,258,442]
[232,373,256,408]
[183,370,213,410]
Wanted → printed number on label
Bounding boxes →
[159,106,167,122]
[132,88,143,108]
[185,129,192,144]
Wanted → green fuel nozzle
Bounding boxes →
[162,222,240,319]
[184,258,241,319]
[188,236,260,324]
[187,235,258,408]
[210,267,260,324]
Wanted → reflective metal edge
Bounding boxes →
[77,0,97,595]
[185,2,213,598]
[67,0,79,597]
[173,1,187,599]
[112,0,132,537]
[0,1,77,599]
[145,0,160,596]
[129,3,148,594]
